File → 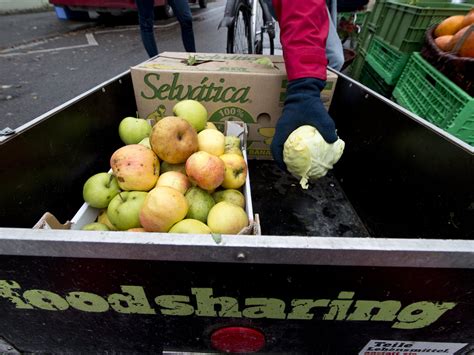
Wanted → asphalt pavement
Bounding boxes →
[0,1,230,130]
[0,9,95,51]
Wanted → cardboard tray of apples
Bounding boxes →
[61,100,258,236]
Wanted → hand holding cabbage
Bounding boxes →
[270,77,345,189]
[283,125,344,189]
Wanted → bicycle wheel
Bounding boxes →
[254,0,275,55]
[227,0,253,54]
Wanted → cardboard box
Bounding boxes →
[131,52,338,160]
[34,122,260,236]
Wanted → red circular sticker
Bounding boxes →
[211,326,265,353]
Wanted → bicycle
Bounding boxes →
[219,0,276,55]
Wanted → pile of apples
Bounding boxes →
[433,9,474,57]
[81,99,249,235]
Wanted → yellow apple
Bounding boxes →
[156,171,191,195]
[138,137,151,149]
[198,129,225,156]
[82,222,109,231]
[97,209,117,231]
[219,153,247,189]
[205,122,218,130]
[150,116,198,164]
[168,219,211,234]
[110,144,159,191]
[185,151,225,191]
[139,186,188,232]
[212,189,245,208]
[127,227,147,232]
[207,201,249,234]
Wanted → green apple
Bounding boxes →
[212,189,245,209]
[173,100,208,132]
[224,135,243,156]
[81,222,110,231]
[83,172,121,209]
[184,186,215,223]
[169,219,211,234]
[107,191,148,231]
[138,137,151,149]
[118,116,152,145]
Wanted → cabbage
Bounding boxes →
[283,125,345,189]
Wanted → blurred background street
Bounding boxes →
[0,0,233,131]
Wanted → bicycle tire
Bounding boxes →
[226,0,253,54]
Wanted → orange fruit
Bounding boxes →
[461,9,474,28]
[458,30,474,57]
[434,35,454,51]
[435,15,466,37]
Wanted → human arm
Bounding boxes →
[270,0,339,170]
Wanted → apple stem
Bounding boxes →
[106,174,114,188]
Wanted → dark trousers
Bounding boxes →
[136,0,196,57]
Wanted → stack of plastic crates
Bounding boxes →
[351,0,473,96]
[393,53,474,146]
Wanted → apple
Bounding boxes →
[127,227,147,232]
[138,137,151,149]
[156,171,191,195]
[160,161,187,175]
[118,116,152,145]
[140,186,188,232]
[81,222,110,231]
[110,144,160,191]
[224,136,242,156]
[173,99,208,132]
[185,186,215,223]
[205,122,218,130]
[207,201,249,234]
[107,191,148,231]
[185,151,225,191]
[198,129,225,156]
[150,116,198,164]
[82,172,121,209]
[97,209,117,231]
[212,189,245,209]
[219,153,247,189]
[169,219,211,234]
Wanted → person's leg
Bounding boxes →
[136,0,158,57]
[168,0,196,52]
[325,6,344,71]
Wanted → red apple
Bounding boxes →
[185,151,225,191]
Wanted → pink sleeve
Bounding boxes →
[272,0,329,81]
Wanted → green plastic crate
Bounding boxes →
[356,24,375,54]
[350,47,367,81]
[377,1,473,53]
[365,0,471,31]
[359,62,395,97]
[365,36,410,85]
[393,53,474,145]
[354,11,369,26]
